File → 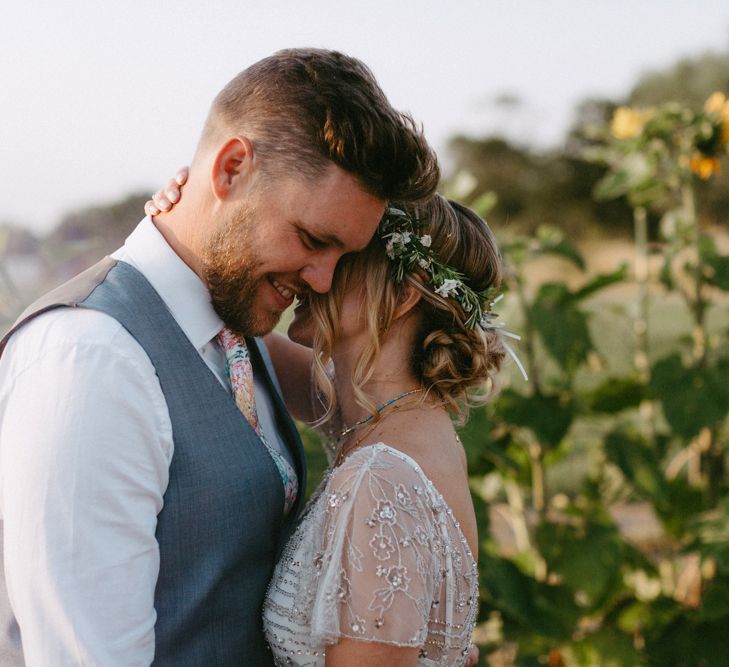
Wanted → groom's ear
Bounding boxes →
[210,136,256,201]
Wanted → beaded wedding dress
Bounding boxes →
[263,442,479,666]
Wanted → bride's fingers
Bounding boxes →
[144,199,160,217]
[146,166,189,217]
[175,166,189,186]
[163,183,180,205]
[153,189,172,211]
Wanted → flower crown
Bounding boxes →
[378,205,528,380]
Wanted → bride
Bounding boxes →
[147,179,508,665]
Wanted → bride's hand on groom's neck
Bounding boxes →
[145,166,189,217]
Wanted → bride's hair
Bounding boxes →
[309,194,506,425]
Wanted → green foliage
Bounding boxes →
[297,422,329,500]
[688,497,729,575]
[457,80,729,663]
[569,627,644,667]
[644,613,729,667]
[536,516,625,610]
[588,377,645,413]
[650,353,729,440]
[495,389,574,450]
[479,550,580,641]
[530,283,593,374]
[699,234,729,290]
[604,428,670,510]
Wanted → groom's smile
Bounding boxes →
[207,163,385,337]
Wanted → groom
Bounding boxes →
[0,49,438,665]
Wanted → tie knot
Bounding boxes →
[218,327,248,362]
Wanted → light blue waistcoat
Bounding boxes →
[0,258,306,665]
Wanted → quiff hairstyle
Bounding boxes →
[198,48,439,202]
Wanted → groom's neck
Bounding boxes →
[151,195,210,280]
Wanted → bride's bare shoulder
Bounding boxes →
[376,409,467,479]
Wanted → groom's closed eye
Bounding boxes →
[299,229,329,250]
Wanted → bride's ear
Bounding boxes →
[392,278,423,321]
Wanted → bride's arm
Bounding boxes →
[263,331,317,423]
[326,639,418,666]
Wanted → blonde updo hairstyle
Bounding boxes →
[310,194,506,425]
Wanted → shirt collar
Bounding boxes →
[114,217,223,350]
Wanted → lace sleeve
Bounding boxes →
[310,446,440,648]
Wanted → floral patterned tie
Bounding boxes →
[217,327,298,514]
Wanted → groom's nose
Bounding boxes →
[299,252,340,294]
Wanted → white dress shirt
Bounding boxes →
[0,217,288,666]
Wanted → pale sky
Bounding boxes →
[2,0,728,232]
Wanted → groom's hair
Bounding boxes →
[198,48,439,202]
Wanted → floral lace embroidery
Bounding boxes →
[263,444,479,666]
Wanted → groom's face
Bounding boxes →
[202,164,385,337]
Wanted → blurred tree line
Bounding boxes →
[448,49,729,241]
[0,193,149,331]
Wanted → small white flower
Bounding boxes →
[401,231,412,244]
[420,234,432,247]
[435,278,460,298]
[418,257,431,270]
[385,239,396,259]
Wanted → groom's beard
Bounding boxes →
[202,205,274,337]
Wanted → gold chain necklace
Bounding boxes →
[335,387,423,441]
[334,401,412,467]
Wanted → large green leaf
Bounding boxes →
[572,264,628,301]
[616,596,682,636]
[689,497,729,575]
[588,377,646,413]
[530,284,593,374]
[535,226,586,270]
[569,627,644,667]
[699,578,729,621]
[457,406,521,475]
[479,551,578,641]
[495,389,574,449]
[603,428,669,510]
[650,354,729,439]
[536,518,625,610]
[594,169,631,201]
[662,478,705,536]
[646,613,729,666]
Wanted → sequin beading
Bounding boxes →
[262,443,479,666]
